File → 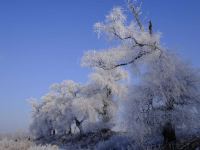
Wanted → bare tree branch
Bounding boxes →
[127,0,144,31]
[111,26,156,47]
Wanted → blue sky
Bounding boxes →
[0,0,200,133]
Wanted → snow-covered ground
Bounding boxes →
[0,133,58,150]
[0,130,200,150]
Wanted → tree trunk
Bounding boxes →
[162,122,176,144]
[75,117,83,135]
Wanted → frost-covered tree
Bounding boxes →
[81,0,200,144]
[123,51,200,144]
[30,80,90,138]
[30,79,116,138]
[80,66,128,125]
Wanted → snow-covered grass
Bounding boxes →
[28,144,58,150]
[1,129,199,150]
[0,138,33,150]
[0,134,58,150]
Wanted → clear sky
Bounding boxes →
[0,0,200,133]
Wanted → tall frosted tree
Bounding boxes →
[82,0,200,144]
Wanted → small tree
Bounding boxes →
[80,65,128,125]
[30,80,88,138]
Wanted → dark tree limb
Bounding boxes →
[99,45,161,70]
[149,20,152,35]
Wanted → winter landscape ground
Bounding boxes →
[0,0,200,149]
